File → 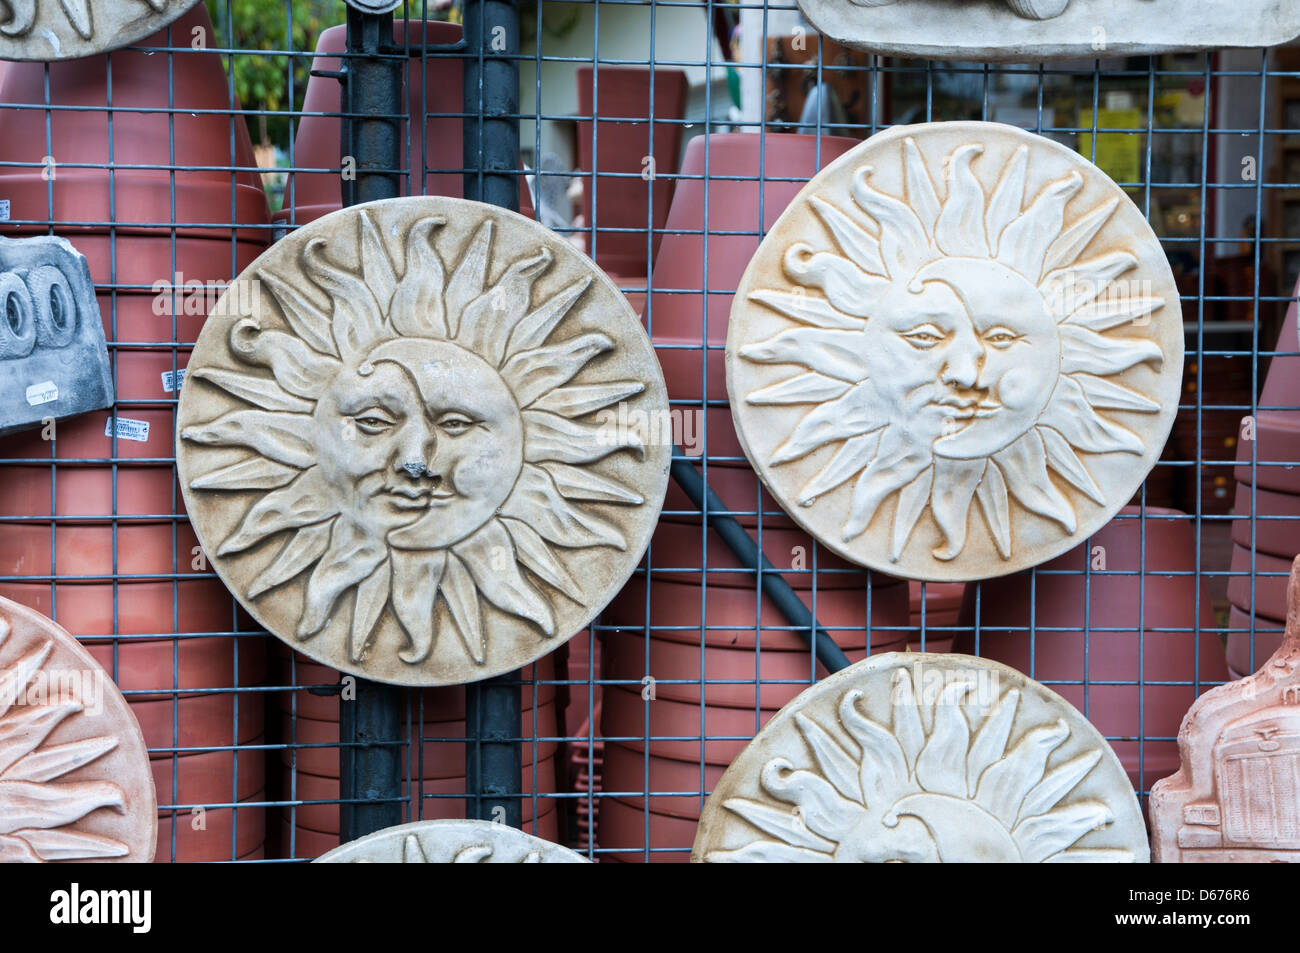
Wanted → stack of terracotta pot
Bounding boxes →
[1227,298,1300,678]
[954,506,1229,793]
[277,650,563,858]
[575,65,688,297]
[0,5,273,862]
[907,582,966,653]
[595,133,912,861]
[1175,351,1253,515]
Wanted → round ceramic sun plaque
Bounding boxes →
[692,652,1149,863]
[0,596,157,862]
[0,0,203,61]
[177,197,670,686]
[727,121,1182,583]
[314,819,590,864]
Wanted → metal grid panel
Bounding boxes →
[0,0,1293,863]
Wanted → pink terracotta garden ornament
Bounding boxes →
[1150,554,1300,862]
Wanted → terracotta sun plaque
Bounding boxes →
[794,0,1300,61]
[0,0,203,61]
[692,653,1149,863]
[0,596,156,862]
[178,197,669,687]
[1150,555,1300,862]
[314,819,589,863]
[726,122,1182,583]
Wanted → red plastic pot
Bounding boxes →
[604,575,909,650]
[575,67,688,279]
[1225,606,1285,680]
[953,506,1229,789]
[595,796,695,863]
[277,19,463,227]
[1227,545,1290,622]
[0,5,267,237]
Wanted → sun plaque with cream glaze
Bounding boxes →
[0,0,203,61]
[726,122,1182,582]
[177,197,670,686]
[692,652,1149,863]
[314,819,589,863]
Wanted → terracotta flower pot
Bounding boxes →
[0,465,183,521]
[0,521,207,578]
[600,741,722,820]
[953,506,1229,789]
[151,743,266,808]
[1230,481,1300,559]
[600,684,775,766]
[595,796,696,863]
[84,634,267,701]
[1234,413,1300,495]
[132,690,266,756]
[604,575,908,651]
[0,5,267,238]
[279,703,561,779]
[277,19,463,228]
[1225,606,1285,681]
[156,791,267,863]
[1227,545,1290,622]
[907,581,965,653]
[575,67,688,280]
[0,579,237,636]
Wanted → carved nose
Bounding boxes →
[403,462,427,479]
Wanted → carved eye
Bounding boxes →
[901,325,944,350]
[353,410,395,435]
[438,413,477,436]
[982,327,1021,350]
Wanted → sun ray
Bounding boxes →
[810,196,887,277]
[440,554,485,665]
[56,0,91,38]
[1040,250,1137,312]
[0,639,52,721]
[501,464,627,550]
[189,366,317,415]
[837,689,909,806]
[1064,292,1164,333]
[772,383,881,465]
[258,268,338,357]
[1060,324,1163,376]
[297,521,387,639]
[758,759,862,841]
[850,165,934,278]
[390,550,445,664]
[350,560,393,662]
[527,380,644,418]
[904,137,943,237]
[540,462,644,505]
[1072,373,1160,413]
[740,326,870,383]
[930,458,985,561]
[457,249,553,367]
[358,212,398,316]
[454,522,555,637]
[1042,197,1119,275]
[984,145,1028,255]
[302,239,385,361]
[721,797,837,852]
[524,409,643,465]
[1038,426,1105,505]
[5,736,118,784]
[500,333,613,407]
[782,245,889,317]
[1015,801,1115,863]
[182,410,317,468]
[1018,749,1102,823]
[914,681,975,795]
[795,712,863,803]
[995,171,1082,281]
[501,518,584,602]
[1040,377,1144,455]
[992,432,1077,532]
[230,321,342,399]
[217,468,333,556]
[889,462,932,560]
[190,456,301,492]
[844,430,928,542]
[974,461,1012,559]
[246,520,334,599]
[974,719,1069,826]
[506,277,592,356]
[747,289,865,331]
[934,144,988,258]
[966,687,1019,797]
[390,217,448,338]
[0,0,35,36]
[748,372,851,407]
[444,221,493,335]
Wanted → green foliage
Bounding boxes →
[204,0,337,147]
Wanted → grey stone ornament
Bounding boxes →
[0,0,204,61]
[0,235,113,436]
[794,0,1300,61]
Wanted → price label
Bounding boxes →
[25,380,58,406]
[105,417,151,443]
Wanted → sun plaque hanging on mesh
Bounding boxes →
[691,653,1150,863]
[0,596,156,862]
[314,819,589,863]
[0,0,203,60]
[726,121,1182,582]
[177,197,670,686]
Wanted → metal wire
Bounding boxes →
[0,0,1294,863]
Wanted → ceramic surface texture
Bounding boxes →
[794,0,1300,61]
[314,819,589,863]
[0,0,202,60]
[692,652,1150,863]
[0,235,112,435]
[1150,555,1300,862]
[177,197,670,686]
[0,595,157,862]
[726,122,1182,582]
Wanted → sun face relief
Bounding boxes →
[0,0,201,59]
[727,122,1183,581]
[177,198,669,686]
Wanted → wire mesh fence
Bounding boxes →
[0,0,1294,862]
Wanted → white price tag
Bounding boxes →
[105,417,151,443]
[25,380,58,406]
[0,200,11,222]
[160,369,186,394]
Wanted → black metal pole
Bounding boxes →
[338,6,406,842]
[463,0,524,827]
[670,447,852,674]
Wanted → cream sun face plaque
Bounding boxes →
[692,653,1149,863]
[0,0,203,60]
[177,197,670,687]
[0,596,156,862]
[726,122,1182,583]
[314,819,589,863]
[794,0,1300,61]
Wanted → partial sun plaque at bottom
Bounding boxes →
[177,197,670,686]
[692,653,1148,862]
[314,820,589,863]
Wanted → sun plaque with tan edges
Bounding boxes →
[0,0,203,61]
[726,122,1182,583]
[177,197,670,687]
